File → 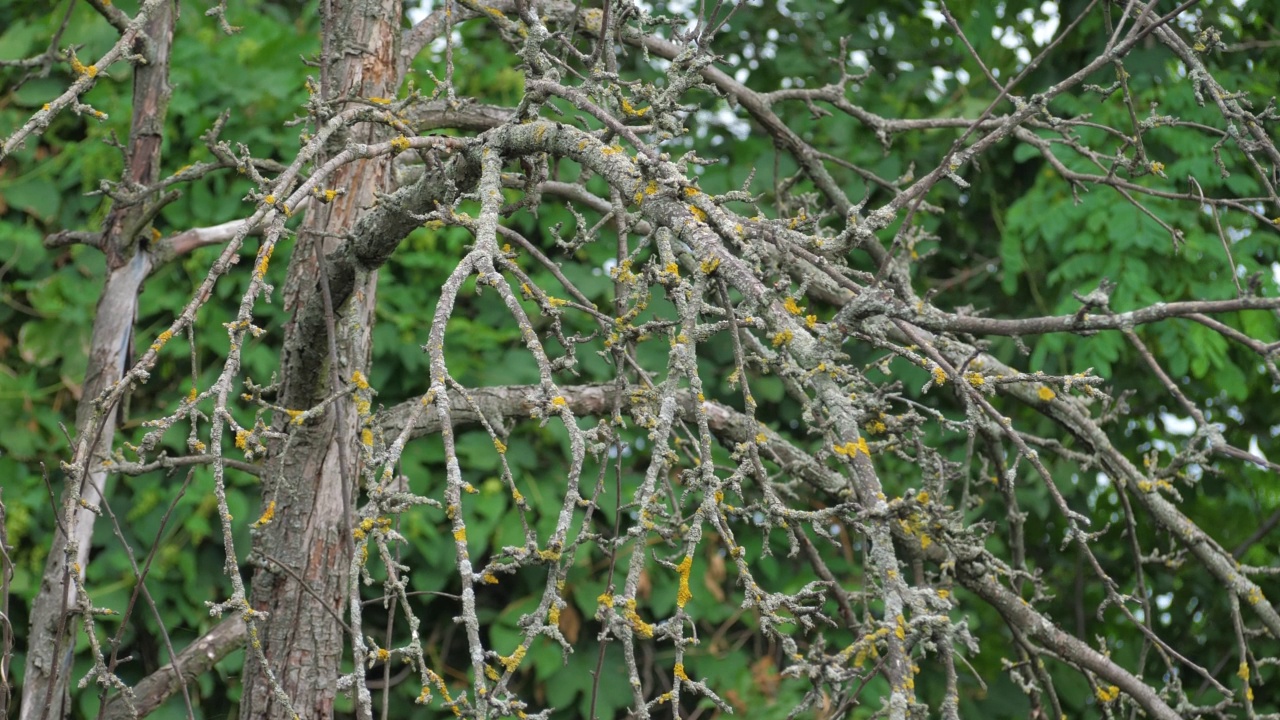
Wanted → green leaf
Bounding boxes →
[1,174,60,220]
[11,77,65,109]
[1012,141,1041,163]
[0,19,34,58]
[999,224,1025,295]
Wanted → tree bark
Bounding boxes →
[240,0,401,717]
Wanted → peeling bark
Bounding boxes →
[20,4,174,717]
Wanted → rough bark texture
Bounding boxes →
[19,4,174,717]
[240,0,401,717]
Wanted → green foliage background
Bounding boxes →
[2,0,1279,717]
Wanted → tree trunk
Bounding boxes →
[240,1,400,717]
[19,4,174,717]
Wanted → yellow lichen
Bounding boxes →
[149,330,174,352]
[70,55,98,78]
[620,97,650,117]
[253,501,276,528]
[624,600,654,638]
[675,555,693,608]
[498,646,526,672]
[833,441,858,457]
